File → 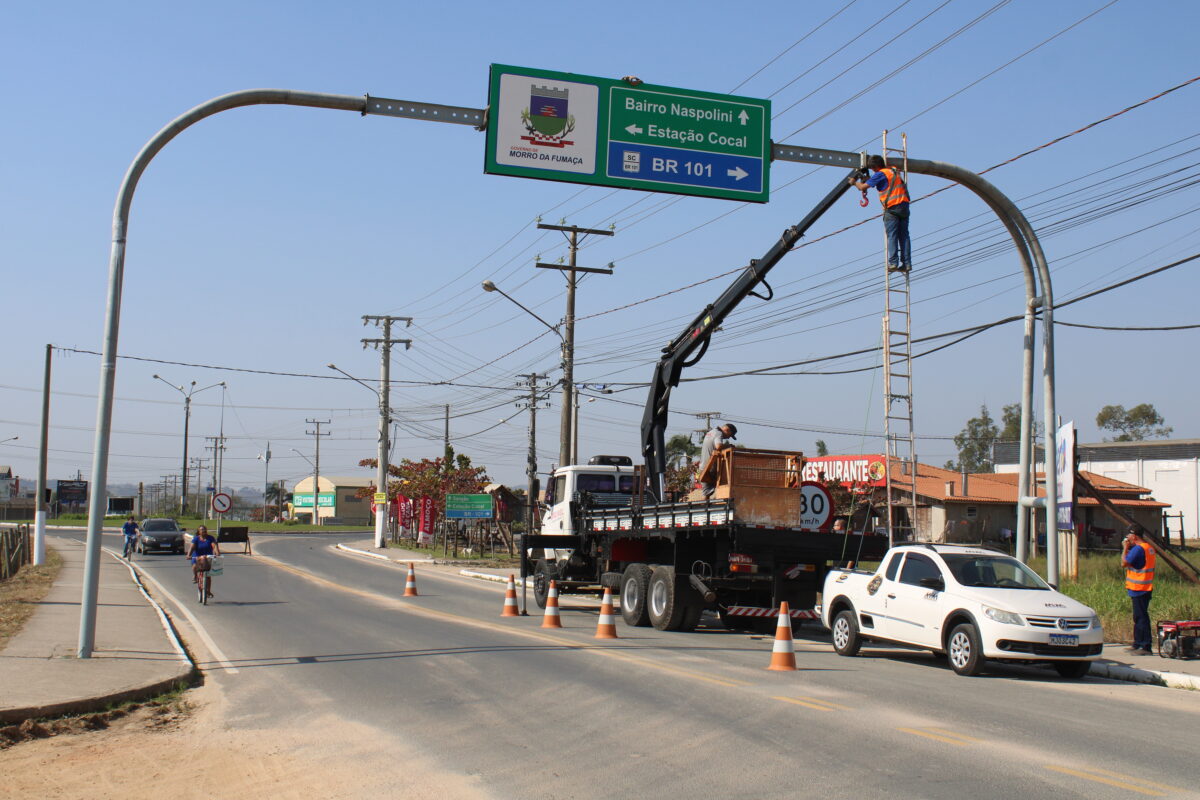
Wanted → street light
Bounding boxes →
[572,385,613,465]
[152,375,225,517]
[290,448,317,524]
[482,279,576,466]
[0,436,17,446]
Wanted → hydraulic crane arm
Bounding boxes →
[640,170,860,500]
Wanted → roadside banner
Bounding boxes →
[1055,421,1076,532]
[418,495,435,545]
[801,455,887,487]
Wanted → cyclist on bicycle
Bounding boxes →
[121,516,140,559]
[187,525,221,599]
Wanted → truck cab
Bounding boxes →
[539,455,637,538]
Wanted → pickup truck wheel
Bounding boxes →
[831,609,862,656]
[619,564,652,627]
[947,623,985,676]
[1052,660,1091,679]
[647,566,687,631]
[532,561,553,609]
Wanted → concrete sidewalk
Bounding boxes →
[339,537,1200,690]
[0,536,194,724]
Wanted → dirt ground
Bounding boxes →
[0,682,492,799]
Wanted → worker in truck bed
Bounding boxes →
[699,423,738,498]
[851,154,911,273]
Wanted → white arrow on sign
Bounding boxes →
[625,123,643,135]
[727,166,749,181]
[738,109,749,125]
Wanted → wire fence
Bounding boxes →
[0,524,32,581]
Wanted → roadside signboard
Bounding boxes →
[211,492,233,514]
[445,493,493,519]
[1055,421,1076,532]
[798,481,834,532]
[56,479,88,506]
[801,455,888,488]
[373,492,387,504]
[292,492,334,508]
[485,64,770,202]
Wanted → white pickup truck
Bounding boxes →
[821,544,1104,677]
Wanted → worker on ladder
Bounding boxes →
[851,155,911,273]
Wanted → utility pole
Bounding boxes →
[694,411,723,444]
[305,419,330,526]
[34,344,52,565]
[362,315,412,548]
[516,373,550,616]
[258,442,271,524]
[444,404,450,460]
[535,221,614,468]
[203,437,222,519]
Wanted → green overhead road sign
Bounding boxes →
[485,64,770,202]
[445,493,493,519]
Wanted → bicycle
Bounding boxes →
[123,535,138,560]
[194,556,214,604]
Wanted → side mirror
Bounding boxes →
[918,576,945,591]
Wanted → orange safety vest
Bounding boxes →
[878,166,910,209]
[1125,543,1156,593]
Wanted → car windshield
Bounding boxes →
[941,554,1049,590]
[142,520,179,532]
[576,473,633,494]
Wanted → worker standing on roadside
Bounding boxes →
[699,423,737,498]
[1121,525,1156,656]
[851,155,911,272]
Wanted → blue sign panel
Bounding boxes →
[605,141,764,194]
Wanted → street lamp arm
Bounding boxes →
[481,281,563,339]
[290,447,315,468]
[189,380,226,398]
[327,363,380,396]
[152,374,186,397]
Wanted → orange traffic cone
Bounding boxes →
[541,580,563,628]
[403,563,419,597]
[501,574,520,617]
[766,601,797,671]
[594,587,619,639]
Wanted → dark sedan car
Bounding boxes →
[137,518,185,554]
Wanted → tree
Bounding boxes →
[815,439,829,456]
[665,433,700,469]
[998,402,1042,441]
[359,448,489,520]
[946,405,998,472]
[1096,403,1172,442]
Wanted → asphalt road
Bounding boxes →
[76,530,1200,799]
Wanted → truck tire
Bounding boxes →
[647,566,688,631]
[532,560,554,609]
[679,602,704,632]
[619,564,652,627]
[946,623,986,676]
[831,609,862,657]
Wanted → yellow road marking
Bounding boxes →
[1044,765,1169,796]
[1085,768,1182,791]
[256,554,747,688]
[897,727,977,746]
[773,695,848,711]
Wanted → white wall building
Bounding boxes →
[994,439,1199,540]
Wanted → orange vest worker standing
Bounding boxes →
[851,155,912,273]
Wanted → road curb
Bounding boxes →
[1089,660,1200,690]
[459,569,527,587]
[335,543,393,561]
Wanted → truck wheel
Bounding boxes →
[947,623,985,676]
[679,602,704,633]
[532,561,553,609]
[1052,660,1091,679]
[647,566,688,631]
[831,609,862,657]
[619,564,652,627]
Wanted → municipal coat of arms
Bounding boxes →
[521,84,575,148]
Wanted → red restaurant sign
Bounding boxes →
[801,455,888,487]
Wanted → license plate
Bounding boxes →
[1049,633,1078,647]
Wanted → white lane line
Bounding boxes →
[107,548,239,675]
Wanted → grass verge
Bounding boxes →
[0,548,62,651]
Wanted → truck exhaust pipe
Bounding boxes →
[689,574,717,604]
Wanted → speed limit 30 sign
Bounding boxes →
[211,492,233,514]
[799,481,833,532]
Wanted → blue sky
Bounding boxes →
[2,0,1197,494]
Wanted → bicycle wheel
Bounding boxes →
[197,572,206,604]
